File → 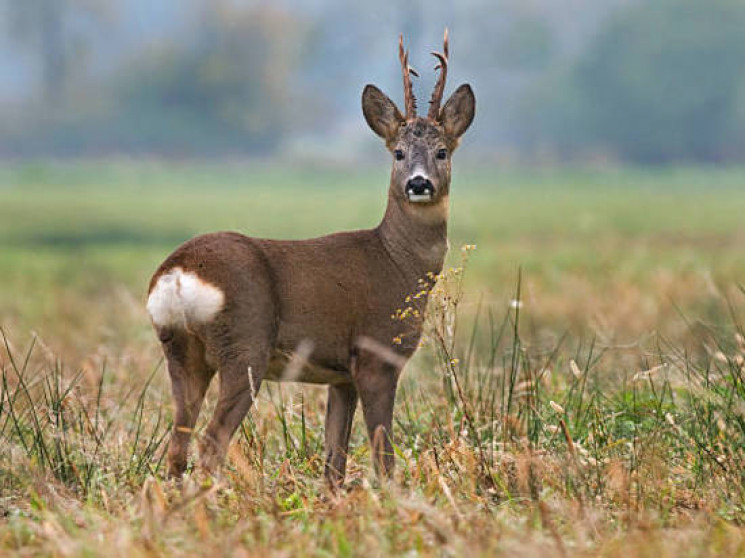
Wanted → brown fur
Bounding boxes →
[148,40,475,486]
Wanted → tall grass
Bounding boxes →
[0,330,170,500]
[3,254,745,555]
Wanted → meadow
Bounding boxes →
[2,160,745,556]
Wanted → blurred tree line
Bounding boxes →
[517,0,745,163]
[2,1,305,156]
[2,0,745,163]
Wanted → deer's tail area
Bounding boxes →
[146,267,225,340]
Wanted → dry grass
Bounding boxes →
[3,257,745,556]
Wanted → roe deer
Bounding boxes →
[146,31,475,487]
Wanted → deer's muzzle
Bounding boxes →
[406,175,434,203]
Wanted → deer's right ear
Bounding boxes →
[362,85,405,144]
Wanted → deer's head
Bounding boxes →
[362,31,475,210]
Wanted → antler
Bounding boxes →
[398,34,419,120]
[427,28,449,121]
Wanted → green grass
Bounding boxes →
[3,160,745,358]
[2,161,745,555]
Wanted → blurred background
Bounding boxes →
[3,0,745,163]
[2,0,745,359]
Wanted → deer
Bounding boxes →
[146,30,475,487]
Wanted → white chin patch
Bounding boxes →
[147,267,225,328]
[407,193,433,203]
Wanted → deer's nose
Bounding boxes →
[406,175,434,196]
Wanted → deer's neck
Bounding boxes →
[376,191,449,280]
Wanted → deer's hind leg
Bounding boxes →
[198,350,269,473]
[192,256,279,474]
[162,329,215,478]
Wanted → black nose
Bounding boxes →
[406,176,434,195]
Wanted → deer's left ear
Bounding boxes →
[439,84,475,143]
[362,84,405,145]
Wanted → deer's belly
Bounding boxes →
[264,351,352,386]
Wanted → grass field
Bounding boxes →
[2,161,745,555]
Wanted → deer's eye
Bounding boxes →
[394,149,405,161]
[436,148,448,160]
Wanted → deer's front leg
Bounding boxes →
[353,353,401,479]
[324,383,358,489]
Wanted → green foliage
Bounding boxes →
[577,0,745,162]
[494,16,553,71]
[113,5,304,155]
[521,0,745,163]
[2,4,307,157]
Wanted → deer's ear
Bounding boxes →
[362,84,405,143]
[439,84,475,144]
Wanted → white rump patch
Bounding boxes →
[147,267,225,328]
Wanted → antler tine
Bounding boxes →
[398,34,417,120]
[427,28,449,121]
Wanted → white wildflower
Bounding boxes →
[632,363,666,382]
[570,359,582,379]
[549,400,565,414]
